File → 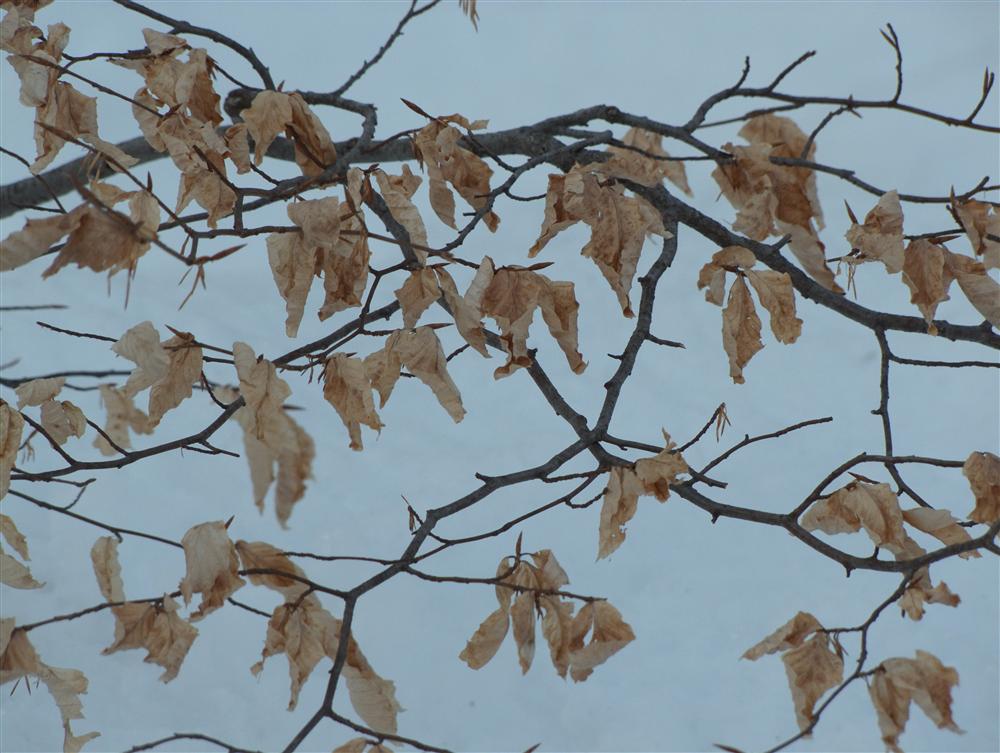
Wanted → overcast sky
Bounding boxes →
[1,2,998,753]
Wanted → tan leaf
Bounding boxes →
[0,514,29,561]
[743,611,824,661]
[963,450,1000,523]
[944,251,1000,329]
[901,507,979,559]
[459,607,510,670]
[1,547,44,588]
[267,231,316,338]
[1,401,25,499]
[598,127,692,195]
[92,385,154,456]
[745,269,802,344]
[529,166,671,316]
[342,639,403,734]
[869,651,962,753]
[148,332,203,426]
[800,481,910,556]
[103,595,197,683]
[697,246,758,307]
[778,222,843,294]
[721,275,764,384]
[287,92,337,176]
[89,536,124,602]
[597,466,644,560]
[39,399,86,445]
[0,210,82,272]
[177,520,245,621]
[510,589,537,675]
[372,166,428,263]
[112,321,170,397]
[364,327,465,422]
[323,354,383,451]
[319,212,369,320]
[899,565,960,622]
[781,633,844,731]
[175,163,234,230]
[251,600,336,710]
[538,594,575,678]
[633,433,688,502]
[0,625,100,752]
[901,239,954,334]
[952,195,1000,268]
[241,90,294,164]
[235,539,312,602]
[288,196,341,251]
[434,266,488,356]
[224,122,251,174]
[567,601,635,682]
[232,342,292,445]
[395,267,441,329]
[412,116,499,231]
[844,190,905,273]
[273,418,314,529]
[15,376,65,407]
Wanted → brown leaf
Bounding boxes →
[952,195,1000,268]
[901,239,954,334]
[781,634,844,731]
[458,606,510,670]
[1,548,44,589]
[395,267,441,329]
[801,481,910,556]
[241,90,293,165]
[567,601,635,682]
[286,92,337,176]
[963,451,1000,523]
[633,432,689,502]
[323,354,383,451]
[0,514,30,561]
[364,327,465,422]
[319,212,370,320]
[744,269,802,344]
[721,275,764,384]
[598,127,692,195]
[113,321,170,397]
[148,332,203,426]
[103,596,198,683]
[232,342,292,445]
[177,520,245,621]
[1,401,25,499]
[39,399,87,445]
[944,251,1000,329]
[89,536,124,602]
[92,385,154,456]
[844,190,905,273]
[434,266,488,356]
[267,230,316,338]
[869,651,962,753]
[901,507,979,559]
[743,611,824,661]
[372,166,428,262]
[342,638,403,734]
[235,539,312,602]
[15,376,65,407]
[597,466,644,560]
[0,210,82,272]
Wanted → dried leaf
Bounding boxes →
[373,166,428,262]
[177,520,245,621]
[434,266,488,356]
[267,230,316,338]
[844,190,905,273]
[103,596,197,683]
[901,507,979,559]
[232,342,292,445]
[745,269,802,344]
[286,92,337,176]
[92,385,154,456]
[323,354,383,451]
[395,267,441,329]
[89,536,124,602]
[342,638,403,734]
[781,634,844,731]
[944,251,1000,329]
[113,321,170,397]
[148,332,203,426]
[241,90,293,164]
[458,606,510,669]
[1,547,44,588]
[319,212,370,320]
[15,376,65,407]
[0,210,82,272]
[952,195,1000,268]
[869,651,962,753]
[633,433,688,502]
[598,127,692,195]
[364,327,465,422]
[597,466,644,560]
[0,514,29,562]
[721,275,763,384]
[901,239,953,334]
[235,539,312,602]
[39,399,86,445]
[743,611,824,660]
[567,601,635,682]
[0,401,25,499]
[801,481,910,556]
[963,451,1000,523]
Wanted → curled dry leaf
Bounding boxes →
[0,620,100,753]
[89,536,124,602]
[744,269,803,344]
[394,266,489,354]
[412,112,500,231]
[901,507,979,559]
[800,480,910,556]
[113,321,170,397]
[148,332,203,426]
[39,399,87,445]
[781,633,844,732]
[102,595,198,683]
[963,450,999,523]
[952,195,1000,269]
[235,539,312,603]
[567,600,636,683]
[474,256,586,378]
[844,190,905,274]
[372,166,429,262]
[177,520,245,621]
[267,230,316,338]
[364,326,465,423]
[1,401,25,499]
[322,354,383,451]
[0,513,30,561]
[742,611,824,661]
[901,239,951,334]
[599,434,687,559]
[721,275,764,384]
[529,165,672,316]
[92,384,154,456]
[943,251,1000,330]
[598,127,693,195]
[320,211,370,320]
[14,376,65,407]
[1,546,44,588]
[869,651,962,753]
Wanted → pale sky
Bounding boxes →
[1,2,998,753]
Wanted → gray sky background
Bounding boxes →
[1,2,998,753]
